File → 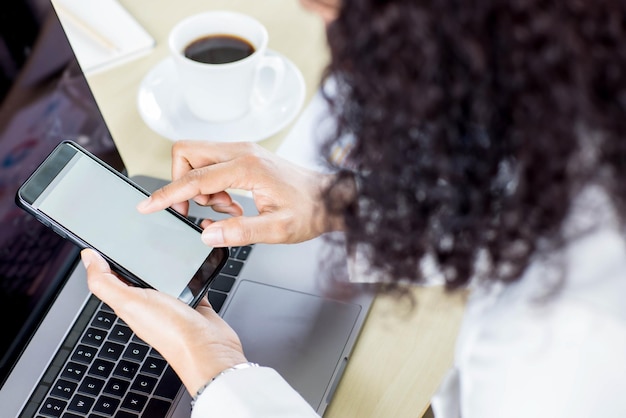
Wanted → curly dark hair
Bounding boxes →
[320,0,626,289]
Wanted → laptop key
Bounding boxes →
[143,398,173,416]
[50,379,77,400]
[149,347,164,359]
[113,360,140,379]
[78,376,105,396]
[131,374,158,394]
[109,324,132,344]
[140,356,167,376]
[39,397,67,417]
[91,310,116,330]
[67,393,95,414]
[61,362,88,381]
[123,342,150,362]
[71,345,98,364]
[100,341,125,361]
[221,259,244,276]
[207,290,227,313]
[103,377,130,397]
[82,327,107,346]
[210,274,236,292]
[153,366,182,400]
[93,394,121,415]
[235,245,252,260]
[89,359,115,378]
[120,392,148,412]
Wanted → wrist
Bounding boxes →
[179,344,247,397]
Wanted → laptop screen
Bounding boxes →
[0,1,124,386]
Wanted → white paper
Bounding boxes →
[52,0,155,74]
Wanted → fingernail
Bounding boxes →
[136,198,152,212]
[81,249,96,268]
[202,226,225,246]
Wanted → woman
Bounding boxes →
[82,0,626,416]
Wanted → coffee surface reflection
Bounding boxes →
[184,34,255,64]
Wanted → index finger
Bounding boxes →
[137,160,244,214]
[171,140,261,182]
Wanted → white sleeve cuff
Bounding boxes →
[191,366,320,418]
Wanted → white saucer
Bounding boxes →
[137,50,306,142]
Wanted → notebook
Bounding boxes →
[51,0,155,74]
[0,2,373,417]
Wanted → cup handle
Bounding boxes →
[251,55,286,108]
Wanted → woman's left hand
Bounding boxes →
[80,249,248,396]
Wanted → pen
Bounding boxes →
[53,1,119,52]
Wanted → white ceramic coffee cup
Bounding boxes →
[169,11,284,122]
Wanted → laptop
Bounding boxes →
[0,2,373,417]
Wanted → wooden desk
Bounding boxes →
[83,1,467,416]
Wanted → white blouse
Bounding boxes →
[432,187,626,417]
[192,187,626,417]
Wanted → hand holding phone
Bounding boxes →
[16,141,227,307]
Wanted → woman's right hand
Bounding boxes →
[137,141,344,247]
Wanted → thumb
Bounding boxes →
[80,249,130,303]
[200,214,288,247]
[81,248,109,272]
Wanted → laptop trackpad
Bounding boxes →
[222,280,361,409]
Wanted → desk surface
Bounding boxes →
[83,1,467,416]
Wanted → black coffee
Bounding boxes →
[184,34,255,64]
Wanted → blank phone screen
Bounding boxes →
[32,152,211,299]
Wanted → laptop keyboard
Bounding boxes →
[23,243,253,418]
[205,245,252,312]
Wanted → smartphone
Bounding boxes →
[15,141,227,307]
